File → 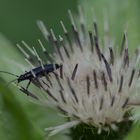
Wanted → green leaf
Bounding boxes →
[124,122,140,140]
[0,80,45,140]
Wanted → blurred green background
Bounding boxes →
[1,0,140,140]
[0,0,78,44]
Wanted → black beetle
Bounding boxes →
[0,64,60,90]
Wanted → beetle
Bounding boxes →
[0,64,60,90]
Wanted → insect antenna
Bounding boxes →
[6,78,18,87]
[0,71,19,77]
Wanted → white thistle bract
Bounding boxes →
[17,9,140,136]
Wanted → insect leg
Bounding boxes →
[26,79,31,90]
[19,86,38,100]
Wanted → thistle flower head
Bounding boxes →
[17,9,140,136]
